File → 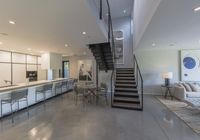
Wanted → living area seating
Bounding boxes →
[174,82,200,107]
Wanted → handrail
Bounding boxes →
[133,55,143,110]
[99,0,116,106]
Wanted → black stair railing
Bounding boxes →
[133,55,143,110]
[99,0,116,106]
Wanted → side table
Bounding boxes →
[161,85,173,100]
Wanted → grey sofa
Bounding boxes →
[174,82,200,107]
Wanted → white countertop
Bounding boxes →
[0,78,71,93]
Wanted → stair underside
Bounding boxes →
[89,42,114,71]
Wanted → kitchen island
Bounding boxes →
[0,78,74,118]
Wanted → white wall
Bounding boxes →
[113,17,133,68]
[63,56,96,81]
[63,55,114,91]
[135,48,180,94]
[133,0,161,49]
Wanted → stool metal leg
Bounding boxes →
[17,101,19,111]
[35,92,37,102]
[11,103,14,124]
[43,92,46,102]
[26,98,29,118]
[1,101,2,117]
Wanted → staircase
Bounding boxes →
[89,0,143,111]
[112,68,142,110]
[89,42,114,71]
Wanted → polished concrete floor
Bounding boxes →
[0,92,199,140]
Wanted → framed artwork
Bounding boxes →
[181,50,200,81]
[114,30,124,64]
[78,60,93,81]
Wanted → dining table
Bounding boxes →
[77,83,97,103]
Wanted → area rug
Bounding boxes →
[156,96,200,135]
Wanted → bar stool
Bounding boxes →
[44,83,53,97]
[1,88,29,123]
[35,83,53,103]
[35,85,45,102]
[55,82,62,95]
[61,81,68,94]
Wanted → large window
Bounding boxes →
[0,50,46,86]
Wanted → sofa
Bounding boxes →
[174,82,200,107]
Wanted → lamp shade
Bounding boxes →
[162,72,173,79]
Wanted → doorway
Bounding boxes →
[62,61,70,78]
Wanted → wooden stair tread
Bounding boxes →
[116,80,136,82]
[112,102,141,110]
[115,92,139,96]
[114,97,140,102]
[117,74,135,76]
[116,78,135,81]
[115,87,137,91]
[115,84,137,87]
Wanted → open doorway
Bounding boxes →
[62,61,70,78]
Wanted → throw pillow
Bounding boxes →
[193,83,200,92]
[177,83,185,88]
[177,83,186,91]
[188,83,198,92]
[182,83,192,92]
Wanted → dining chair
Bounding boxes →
[96,83,108,105]
[74,84,90,105]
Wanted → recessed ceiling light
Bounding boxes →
[0,42,3,45]
[82,32,86,35]
[152,43,156,47]
[9,20,15,25]
[123,10,127,14]
[64,44,68,47]
[106,13,109,16]
[27,48,32,51]
[194,6,200,12]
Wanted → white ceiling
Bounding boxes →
[109,0,133,19]
[0,0,107,56]
[138,0,200,50]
